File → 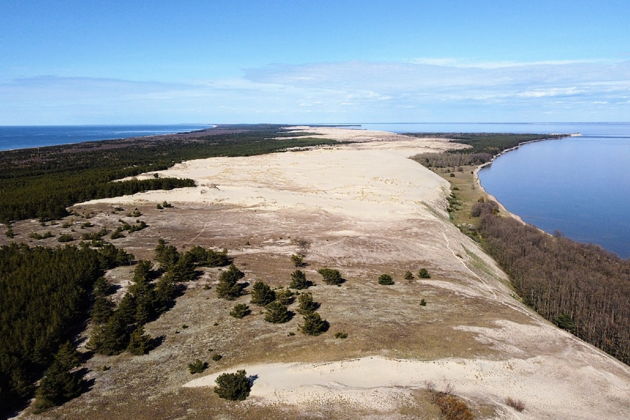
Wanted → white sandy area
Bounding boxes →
[82,127,458,222]
[184,350,629,419]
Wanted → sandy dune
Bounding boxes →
[79,126,630,419]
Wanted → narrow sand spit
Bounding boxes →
[81,126,630,419]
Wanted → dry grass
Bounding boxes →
[505,396,525,412]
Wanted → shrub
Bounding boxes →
[127,326,152,355]
[250,281,276,306]
[553,313,576,332]
[506,397,525,412]
[216,265,245,300]
[90,296,114,324]
[264,301,292,323]
[33,343,83,411]
[378,274,394,285]
[418,268,431,279]
[420,299,427,306]
[300,312,329,336]
[432,391,474,420]
[29,231,54,240]
[317,268,343,285]
[214,370,251,401]
[57,234,74,242]
[297,292,320,314]
[289,270,310,289]
[211,353,223,362]
[404,271,414,280]
[470,199,499,217]
[188,359,208,374]
[290,253,305,267]
[230,303,251,319]
[335,332,348,339]
[110,228,125,239]
[276,289,295,305]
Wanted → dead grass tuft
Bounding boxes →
[505,396,525,412]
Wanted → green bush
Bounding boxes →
[188,359,208,374]
[57,234,74,243]
[289,270,310,289]
[211,353,223,361]
[419,268,431,279]
[291,253,305,267]
[404,271,414,280]
[300,312,329,336]
[127,326,152,355]
[251,281,276,306]
[264,301,292,323]
[214,370,251,401]
[297,292,319,314]
[276,289,295,305]
[420,299,427,306]
[216,265,245,300]
[317,268,343,285]
[378,274,394,285]
[230,303,251,319]
[335,332,348,339]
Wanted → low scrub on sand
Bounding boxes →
[378,274,394,285]
[214,370,252,401]
[505,396,525,412]
[317,268,343,285]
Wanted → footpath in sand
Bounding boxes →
[82,127,630,419]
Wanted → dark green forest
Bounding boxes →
[0,243,132,414]
[0,125,336,222]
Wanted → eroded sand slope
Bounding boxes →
[78,127,630,419]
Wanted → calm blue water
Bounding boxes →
[0,124,213,151]
[358,123,630,258]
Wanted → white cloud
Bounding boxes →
[1,59,629,123]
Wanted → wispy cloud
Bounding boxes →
[1,59,629,123]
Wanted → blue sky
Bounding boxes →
[1,0,629,124]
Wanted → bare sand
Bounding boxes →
[77,126,630,419]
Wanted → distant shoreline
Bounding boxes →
[0,124,216,152]
[472,135,572,226]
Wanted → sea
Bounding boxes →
[359,122,630,259]
[0,124,214,151]
[1,122,628,258]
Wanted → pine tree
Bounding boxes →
[116,293,137,326]
[230,303,251,319]
[297,292,319,314]
[317,268,343,285]
[214,370,251,401]
[90,312,130,355]
[154,239,179,270]
[216,265,244,300]
[276,289,295,305]
[33,344,83,411]
[91,296,114,324]
[264,301,291,323]
[170,254,197,282]
[289,270,310,289]
[250,281,275,306]
[155,273,177,312]
[299,312,329,336]
[127,326,152,355]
